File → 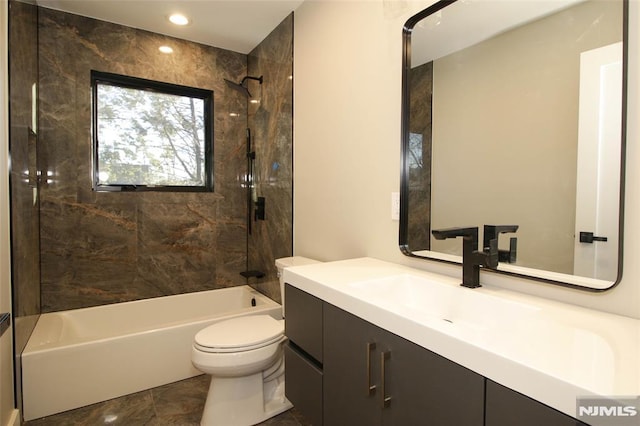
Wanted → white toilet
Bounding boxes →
[192,256,320,426]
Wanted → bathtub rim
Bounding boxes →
[24,285,280,353]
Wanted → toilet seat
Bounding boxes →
[194,315,284,353]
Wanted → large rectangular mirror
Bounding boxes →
[400,0,627,290]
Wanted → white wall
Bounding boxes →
[294,0,640,319]
[1,2,18,425]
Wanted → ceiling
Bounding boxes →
[35,0,305,54]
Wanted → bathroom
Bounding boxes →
[1,0,639,425]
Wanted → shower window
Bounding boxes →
[91,71,214,192]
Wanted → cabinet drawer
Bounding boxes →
[285,343,323,426]
[285,284,323,362]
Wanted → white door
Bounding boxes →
[573,42,623,282]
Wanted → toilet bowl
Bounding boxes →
[192,256,320,426]
[192,315,289,425]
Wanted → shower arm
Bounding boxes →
[241,76,264,86]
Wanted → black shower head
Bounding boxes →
[224,75,263,98]
[224,78,251,97]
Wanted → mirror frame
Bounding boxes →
[399,0,629,291]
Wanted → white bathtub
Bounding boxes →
[22,285,282,421]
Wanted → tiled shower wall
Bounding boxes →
[37,8,255,312]
[247,14,294,302]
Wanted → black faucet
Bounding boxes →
[432,227,498,288]
[483,225,519,263]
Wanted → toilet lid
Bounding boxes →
[194,315,284,352]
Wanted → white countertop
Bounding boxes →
[283,257,640,419]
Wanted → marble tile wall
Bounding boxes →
[37,8,251,311]
[407,61,433,251]
[8,0,41,412]
[246,14,294,302]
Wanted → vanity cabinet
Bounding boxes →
[323,303,485,426]
[284,284,586,426]
[485,380,589,426]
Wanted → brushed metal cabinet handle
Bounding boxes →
[381,351,391,408]
[366,342,377,395]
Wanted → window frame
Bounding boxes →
[91,70,214,192]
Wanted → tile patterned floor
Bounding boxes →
[24,375,311,426]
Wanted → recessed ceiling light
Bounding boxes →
[159,45,174,54]
[169,14,190,26]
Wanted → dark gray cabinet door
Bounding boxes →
[324,303,485,426]
[323,303,382,426]
[485,380,588,426]
[381,329,484,426]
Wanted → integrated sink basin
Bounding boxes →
[346,273,540,332]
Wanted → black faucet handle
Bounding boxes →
[497,237,518,263]
[483,225,518,264]
[485,238,499,269]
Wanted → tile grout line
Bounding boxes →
[148,388,160,422]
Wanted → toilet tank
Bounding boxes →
[275,256,321,317]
